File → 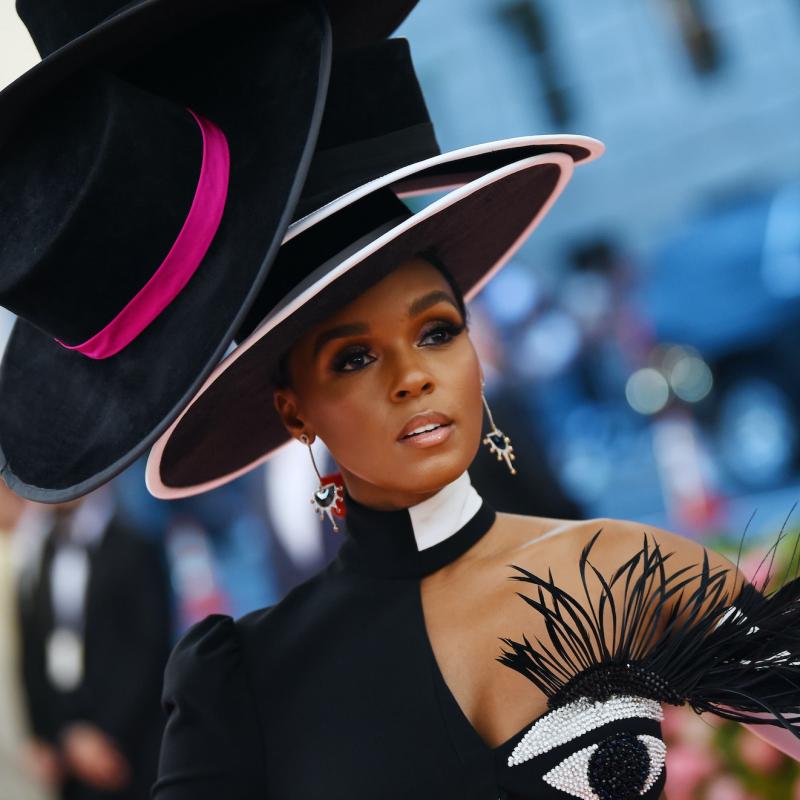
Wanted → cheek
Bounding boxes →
[303,378,382,459]
[303,338,484,473]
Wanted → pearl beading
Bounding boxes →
[507,694,664,766]
[542,734,666,799]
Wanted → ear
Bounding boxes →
[273,386,309,440]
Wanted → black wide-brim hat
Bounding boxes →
[0,1,333,502]
[145,151,584,498]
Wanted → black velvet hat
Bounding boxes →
[1,0,419,140]
[0,6,602,504]
[145,150,592,498]
[0,0,336,503]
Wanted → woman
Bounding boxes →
[147,152,800,799]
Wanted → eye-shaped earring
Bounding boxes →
[481,381,517,475]
[300,433,343,532]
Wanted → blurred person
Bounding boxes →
[0,481,53,800]
[17,486,172,800]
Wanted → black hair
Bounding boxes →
[270,248,468,390]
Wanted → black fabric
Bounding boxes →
[158,161,564,489]
[235,191,412,344]
[14,0,417,60]
[153,482,666,799]
[0,1,330,500]
[338,486,498,578]
[296,37,440,219]
[18,515,173,800]
[0,73,201,343]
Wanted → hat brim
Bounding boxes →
[0,3,331,501]
[235,133,603,341]
[146,152,575,498]
[0,0,417,140]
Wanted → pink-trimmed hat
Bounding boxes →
[145,149,600,498]
[0,1,334,502]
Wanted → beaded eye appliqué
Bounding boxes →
[507,694,666,800]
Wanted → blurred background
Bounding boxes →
[2,0,800,798]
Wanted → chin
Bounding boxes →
[388,437,479,495]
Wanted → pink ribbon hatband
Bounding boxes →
[57,109,230,359]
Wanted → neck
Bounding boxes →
[337,469,497,579]
[339,469,450,512]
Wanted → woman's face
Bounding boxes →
[273,257,484,509]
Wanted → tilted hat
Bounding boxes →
[0,0,334,503]
[0,12,602,503]
[145,146,600,498]
[3,0,420,138]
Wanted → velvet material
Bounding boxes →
[0,73,203,344]
[4,0,416,142]
[0,1,331,500]
[158,162,564,489]
[15,0,418,58]
[236,192,412,344]
[294,37,439,220]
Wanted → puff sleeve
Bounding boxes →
[152,614,267,799]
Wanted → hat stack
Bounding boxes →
[0,0,603,501]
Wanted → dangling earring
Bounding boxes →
[300,433,343,532]
[481,382,517,475]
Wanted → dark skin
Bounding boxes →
[274,257,747,796]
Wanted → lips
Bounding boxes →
[397,410,453,441]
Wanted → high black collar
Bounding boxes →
[336,473,497,579]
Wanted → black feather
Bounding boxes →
[497,507,800,739]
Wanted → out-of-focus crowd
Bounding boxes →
[0,480,171,800]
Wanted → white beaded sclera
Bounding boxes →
[508,694,664,766]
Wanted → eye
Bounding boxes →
[508,695,666,799]
[542,732,665,800]
[330,345,376,373]
[418,320,465,347]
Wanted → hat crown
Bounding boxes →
[0,72,203,344]
[16,0,135,57]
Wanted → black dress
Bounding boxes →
[153,482,800,799]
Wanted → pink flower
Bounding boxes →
[737,727,785,773]
[665,743,719,800]
[704,774,751,800]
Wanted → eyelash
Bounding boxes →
[330,321,466,373]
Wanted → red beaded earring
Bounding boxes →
[300,433,344,531]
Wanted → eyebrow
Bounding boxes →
[408,289,459,318]
[312,290,460,357]
[312,322,369,357]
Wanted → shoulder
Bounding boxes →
[493,513,747,611]
[157,614,266,797]
[163,614,245,701]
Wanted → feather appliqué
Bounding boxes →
[497,514,800,774]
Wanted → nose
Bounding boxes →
[389,351,435,401]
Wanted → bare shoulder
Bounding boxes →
[492,512,747,607]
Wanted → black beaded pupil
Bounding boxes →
[587,732,650,800]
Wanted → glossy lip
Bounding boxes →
[397,410,453,441]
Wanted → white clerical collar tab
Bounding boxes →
[408,470,483,552]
